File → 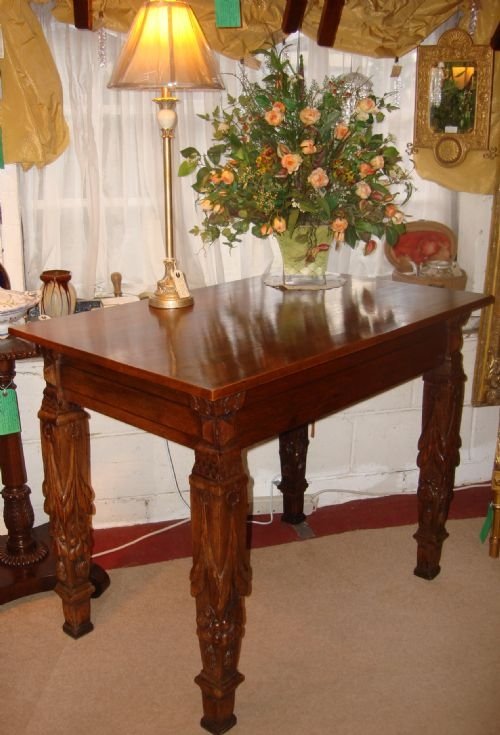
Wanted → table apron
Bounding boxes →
[53,359,201,448]
[49,322,447,450]
[235,321,448,446]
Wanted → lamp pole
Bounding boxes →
[149,90,193,309]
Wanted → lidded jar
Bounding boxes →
[419,260,455,279]
[39,269,77,317]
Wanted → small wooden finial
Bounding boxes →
[110,272,122,297]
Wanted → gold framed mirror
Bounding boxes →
[414,28,494,167]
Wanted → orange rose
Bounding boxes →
[331,217,348,236]
[355,181,372,199]
[334,123,349,140]
[300,139,317,155]
[299,107,321,126]
[370,155,384,170]
[359,162,375,178]
[356,97,377,116]
[264,108,284,126]
[281,153,302,174]
[220,169,234,185]
[273,216,287,233]
[307,167,329,189]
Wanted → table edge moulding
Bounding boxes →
[9,275,493,734]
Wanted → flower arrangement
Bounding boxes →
[179,44,412,260]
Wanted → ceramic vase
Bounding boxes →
[39,269,77,317]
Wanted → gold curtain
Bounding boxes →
[52,0,462,59]
[3,0,494,173]
[0,0,68,169]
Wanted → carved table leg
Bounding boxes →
[278,424,309,524]
[414,316,467,580]
[190,445,251,734]
[488,420,500,558]
[39,377,96,638]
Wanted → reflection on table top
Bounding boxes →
[9,276,492,400]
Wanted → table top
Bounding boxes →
[9,276,492,401]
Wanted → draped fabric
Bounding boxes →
[8,0,500,190]
[19,5,457,299]
[1,0,465,167]
[0,0,68,168]
[51,0,463,59]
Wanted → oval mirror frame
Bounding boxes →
[414,28,494,167]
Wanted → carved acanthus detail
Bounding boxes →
[191,393,245,448]
[414,316,467,578]
[190,448,251,607]
[39,370,95,613]
[196,599,244,674]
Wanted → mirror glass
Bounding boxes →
[429,61,476,134]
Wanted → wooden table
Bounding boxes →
[10,275,492,734]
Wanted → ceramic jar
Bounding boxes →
[39,269,77,317]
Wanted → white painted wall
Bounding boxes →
[0,164,498,533]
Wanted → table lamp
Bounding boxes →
[108,0,223,308]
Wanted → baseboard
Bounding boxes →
[92,484,491,571]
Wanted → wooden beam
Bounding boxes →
[317,0,345,47]
[73,0,92,30]
[281,0,308,34]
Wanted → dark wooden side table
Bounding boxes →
[0,335,109,604]
[10,276,493,733]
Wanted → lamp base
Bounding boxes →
[149,258,194,309]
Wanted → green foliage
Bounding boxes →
[179,44,412,251]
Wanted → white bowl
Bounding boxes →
[0,290,40,337]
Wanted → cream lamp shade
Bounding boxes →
[108,0,223,92]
